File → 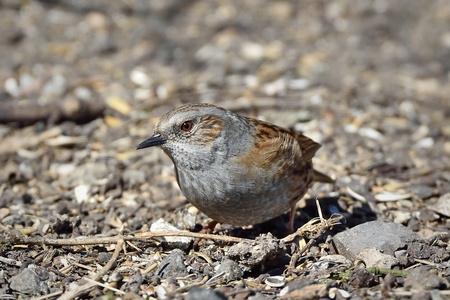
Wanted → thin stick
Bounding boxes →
[12,231,250,247]
[31,290,63,300]
[83,277,126,295]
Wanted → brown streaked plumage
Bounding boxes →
[136,103,334,232]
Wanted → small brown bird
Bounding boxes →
[136,103,333,232]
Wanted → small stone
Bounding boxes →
[359,127,383,140]
[265,275,286,288]
[74,184,90,204]
[415,137,434,149]
[150,218,194,249]
[348,268,377,287]
[390,210,412,224]
[357,248,398,269]
[9,269,41,295]
[431,193,450,217]
[332,221,420,259]
[407,185,435,200]
[42,75,67,99]
[186,288,227,300]
[4,77,20,97]
[288,79,310,90]
[405,266,447,290]
[217,258,243,281]
[156,249,188,279]
[329,287,351,299]
[241,42,265,61]
[318,254,352,267]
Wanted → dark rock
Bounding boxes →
[186,287,227,300]
[49,215,81,234]
[157,249,188,279]
[332,221,420,259]
[98,252,112,264]
[348,268,377,288]
[9,268,41,295]
[383,273,397,289]
[217,258,244,281]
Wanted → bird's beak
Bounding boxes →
[135,134,166,150]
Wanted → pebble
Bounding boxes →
[74,184,90,204]
[50,163,76,177]
[329,287,351,299]
[288,78,310,90]
[217,258,243,281]
[265,275,287,288]
[357,248,398,269]
[390,210,412,224]
[150,218,194,249]
[186,288,227,300]
[415,137,434,149]
[9,268,42,295]
[375,192,411,202]
[332,221,419,259]
[431,193,450,217]
[262,78,286,96]
[405,266,448,290]
[407,185,435,200]
[240,41,265,61]
[156,249,188,279]
[359,127,383,140]
[41,75,67,99]
[318,254,352,267]
[74,86,92,100]
[4,77,20,97]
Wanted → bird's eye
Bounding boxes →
[180,121,193,131]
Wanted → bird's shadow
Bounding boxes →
[225,195,377,239]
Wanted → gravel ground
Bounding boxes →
[0,1,449,299]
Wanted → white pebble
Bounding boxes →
[265,275,286,288]
[130,69,152,87]
[4,77,20,97]
[359,127,383,140]
[415,137,434,149]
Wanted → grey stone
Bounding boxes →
[332,221,419,259]
[157,249,188,279]
[186,287,227,300]
[217,258,244,281]
[9,269,41,295]
[431,193,450,217]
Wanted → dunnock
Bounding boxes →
[136,103,333,232]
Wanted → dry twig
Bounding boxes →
[11,230,251,247]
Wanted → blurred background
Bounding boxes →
[0,0,449,234]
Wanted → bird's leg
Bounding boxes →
[202,220,218,234]
[194,220,218,249]
[287,206,296,234]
